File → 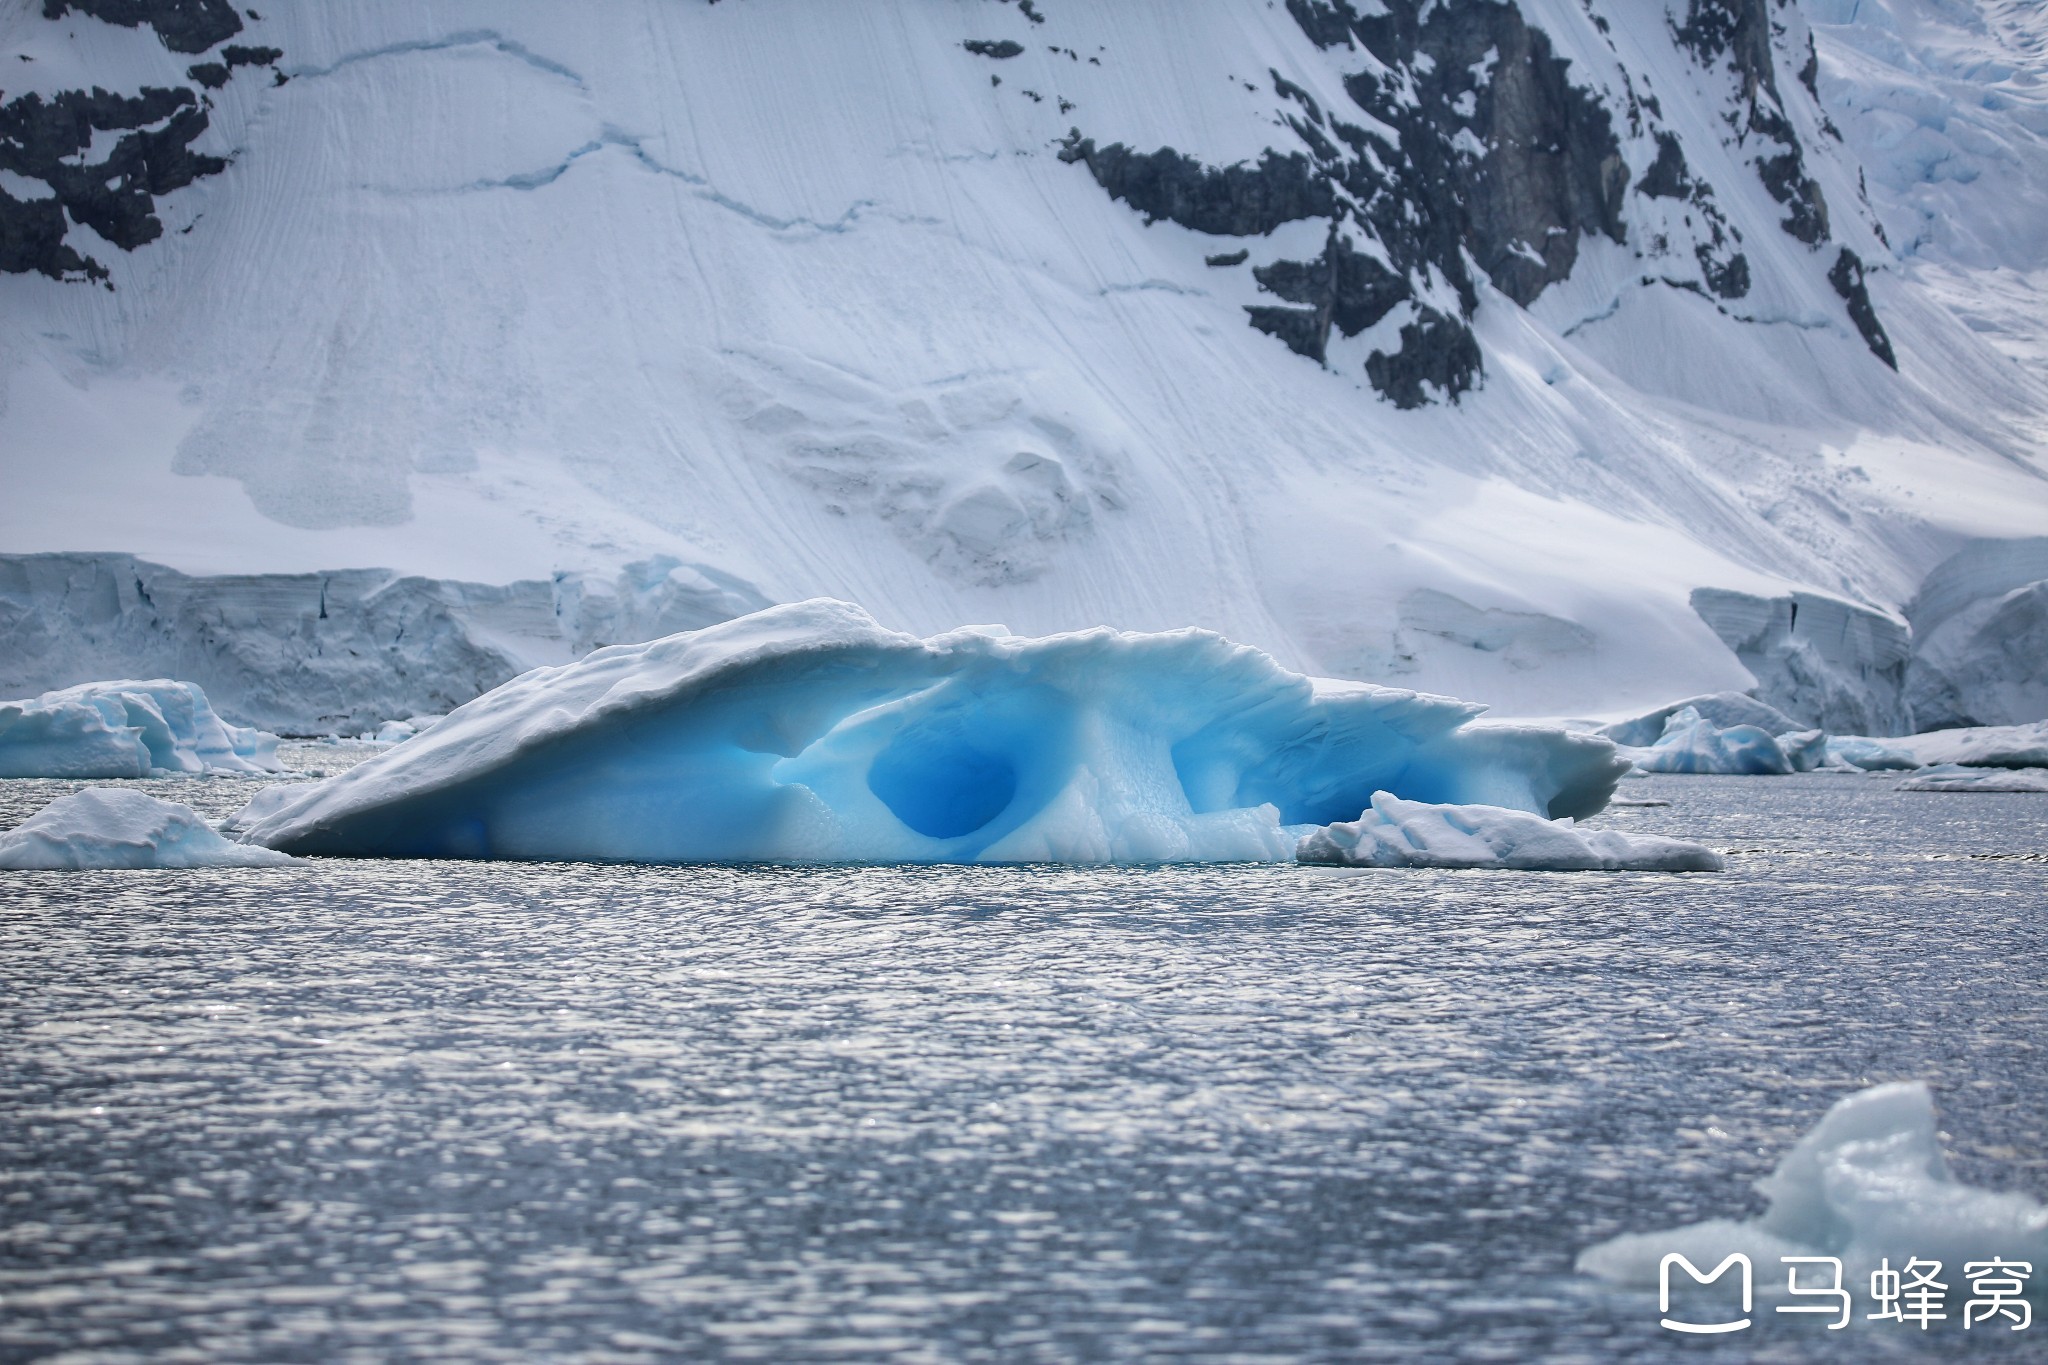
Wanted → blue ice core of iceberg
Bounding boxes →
[234,600,1630,864]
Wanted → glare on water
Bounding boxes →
[1,759,2043,1361]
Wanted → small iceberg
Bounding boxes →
[0,789,301,870]
[1896,764,2048,793]
[1885,721,2048,771]
[1617,705,1819,776]
[1578,1082,2048,1285]
[0,680,282,778]
[1823,735,1918,771]
[232,600,1630,864]
[1296,791,1722,871]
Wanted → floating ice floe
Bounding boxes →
[0,789,301,870]
[1884,721,2048,771]
[0,680,282,778]
[1577,1082,2048,1285]
[1896,764,2048,793]
[231,600,1630,864]
[1296,791,1722,871]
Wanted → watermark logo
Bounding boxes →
[1657,1254,2032,1334]
[1659,1253,1751,1334]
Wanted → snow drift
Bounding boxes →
[0,788,299,869]
[231,600,1630,864]
[1578,1082,2048,1283]
[0,680,281,778]
[1296,791,1721,872]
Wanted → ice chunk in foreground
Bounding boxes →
[0,680,282,778]
[232,600,1630,864]
[1296,791,1721,871]
[0,789,300,869]
[1896,764,2048,793]
[1578,1082,2048,1285]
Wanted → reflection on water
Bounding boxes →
[0,770,2043,1361]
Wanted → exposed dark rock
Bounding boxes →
[219,42,280,66]
[1203,248,1248,267]
[0,84,229,278]
[185,59,228,88]
[963,39,1023,59]
[1828,247,1896,368]
[1675,0,1831,248]
[1057,133,1334,237]
[1365,309,1483,409]
[41,0,242,54]
[0,186,106,280]
[1638,132,1690,200]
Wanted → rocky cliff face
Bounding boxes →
[1,0,278,281]
[1053,0,1896,401]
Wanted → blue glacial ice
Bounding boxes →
[233,600,1631,864]
[1617,704,1823,776]
[1578,1082,2048,1285]
[1297,791,1721,871]
[0,680,282,778]
[0,789,300,870]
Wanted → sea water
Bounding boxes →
[1,759,2042,1361]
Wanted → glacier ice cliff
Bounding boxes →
[233,600,1631,864]
[0,552,768,736]
[0,679,280,778]
[0,788,299,870]
[1578,1081,2048,1284]
[1296,792,1721,872]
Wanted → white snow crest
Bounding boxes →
[0,789,301,870]
[1579,1082,2048,1285]
[1295,790,1721,872]
[0,680,283,779]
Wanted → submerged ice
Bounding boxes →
[0,680,281,779]
[1578,1082,2048,1284]
[0,789,299,870]
[234,600,1631,864]
[1297,792,1721,872]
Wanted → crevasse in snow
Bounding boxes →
[232,600,1630,864]
[1577,1081,2048,1284]
[0,789,300,870]
[1296,791,1721,872]
[0,680,282,778]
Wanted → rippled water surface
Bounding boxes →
[2,760,2045,1361]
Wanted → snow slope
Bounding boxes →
[2,0,2044,725]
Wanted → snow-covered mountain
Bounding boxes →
[2,0,2044,733]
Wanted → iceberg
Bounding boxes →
[1896,764,2048,793]
[1296,791,1722,871]
[1823,735,1918,771]
[1886,721,2048,771]
[1578,1082,2048,1285]
[0,789,300,870]
[1597,692,1801,748]
[0,680,282,778]
[1621,704,1801,775]
[232,600,1631,864]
